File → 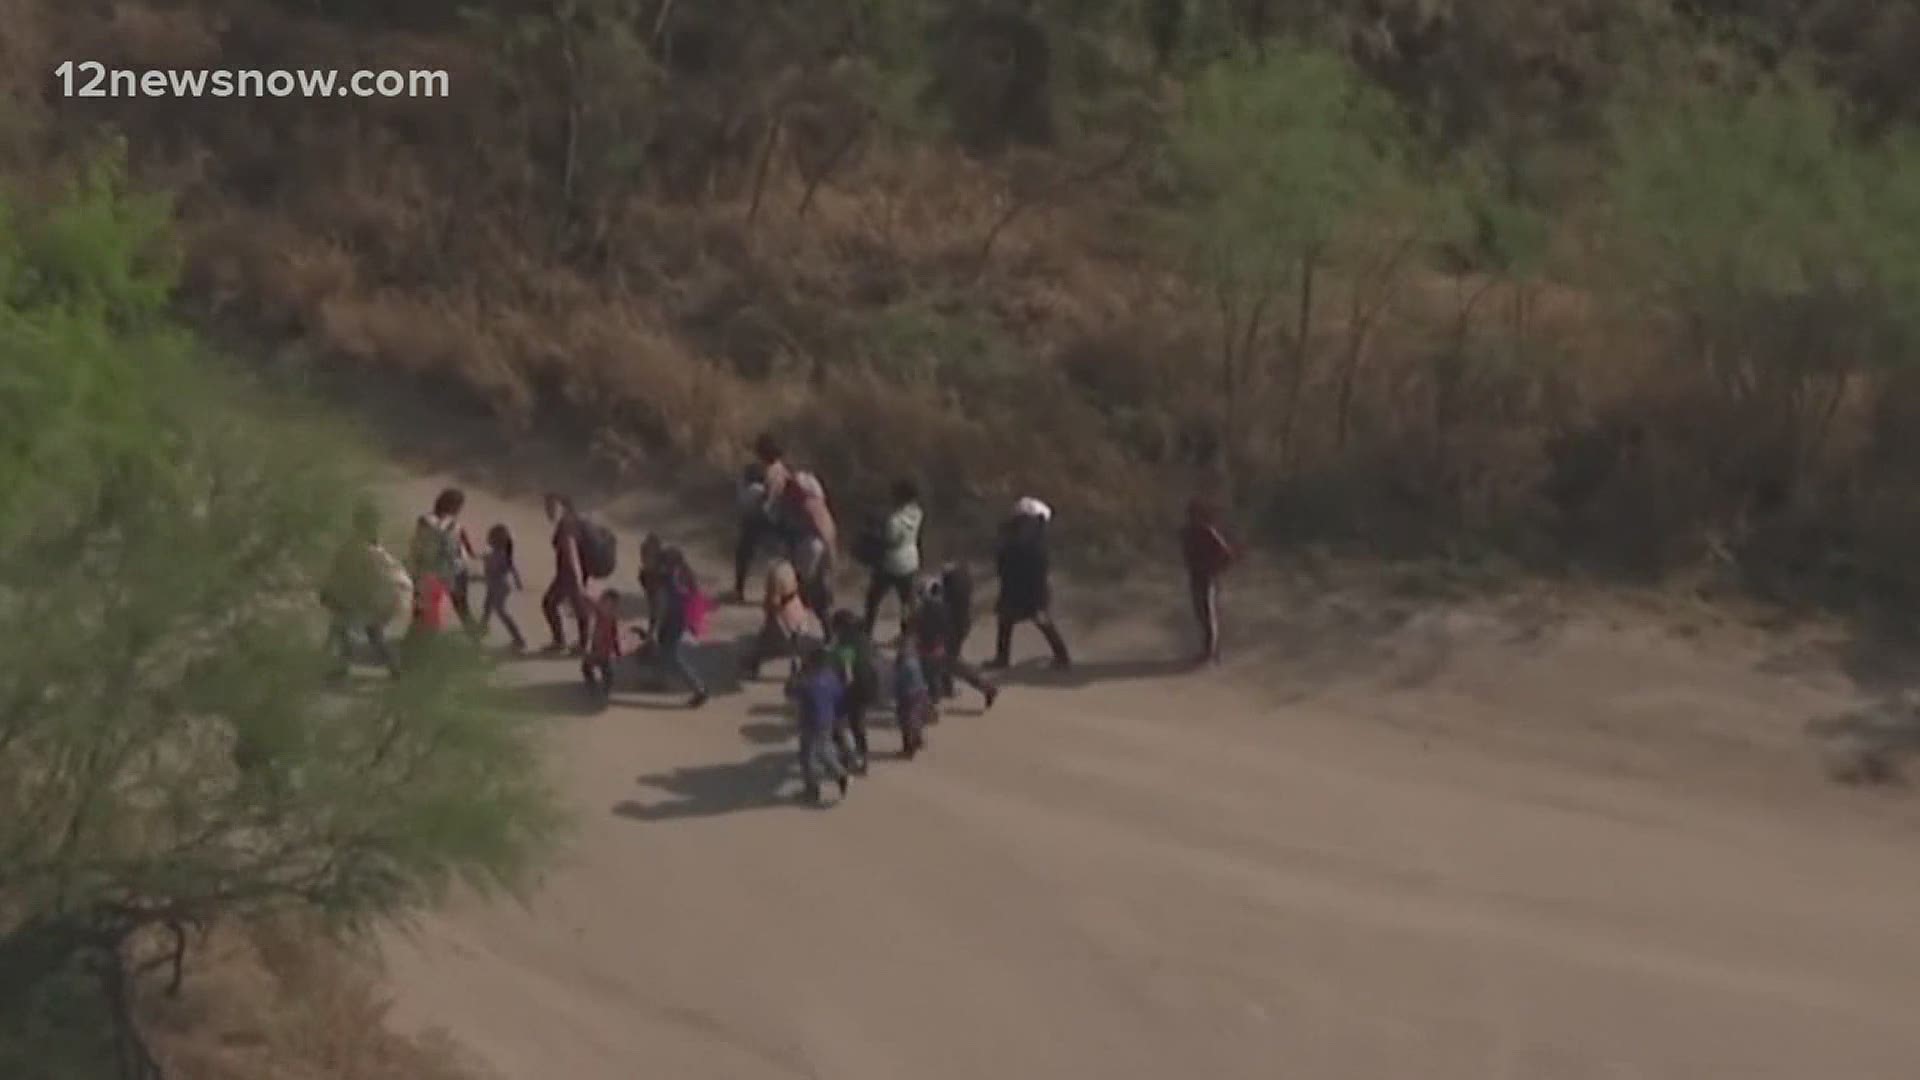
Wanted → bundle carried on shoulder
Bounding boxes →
[1013,496,1052,522]
[324,541,413,626]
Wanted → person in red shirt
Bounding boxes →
[1181,496,1237,666]
[581,587,625,700]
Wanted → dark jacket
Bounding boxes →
[910,596,952,656]
[941,563,975,640]
[1181,522,1235,580]
[995,517,1051,620]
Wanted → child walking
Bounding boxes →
[581,587,625,701]
[827,609,879,774]
[479,524,528,651]
[892,642,932,760]
[789,644,851,804]
[909,577,998,711]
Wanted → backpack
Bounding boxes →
[410,515,463,579]
[684,584,712,641]
[577,518,618,580]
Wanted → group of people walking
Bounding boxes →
[319,433,1241,806]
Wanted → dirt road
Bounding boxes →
[379,471,1920,1080]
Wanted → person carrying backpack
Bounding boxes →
[642,547,711,709]
[859,479,923,634]
[409,488,477,629]
[540,493,594,654]
[1181,496,1238,665]
[988,500,1071,670]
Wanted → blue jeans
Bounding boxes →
[654,631,708,696]
[798,721,849,791]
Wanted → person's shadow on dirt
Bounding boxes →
[496,678,606,718]
[738,718,790,744]
[622,639,745,699]
[742,706,906,731]
[991,656,1195,690]
[614,751,801,821]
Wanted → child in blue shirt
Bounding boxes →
[788,645,851,804]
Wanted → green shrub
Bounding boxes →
[0,158,561,1077]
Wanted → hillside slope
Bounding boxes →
[18,0,1920,603]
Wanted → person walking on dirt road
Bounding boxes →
[988,499,1071,671]
[643,547,712,709]
[478,523,528,652]
[731,462,773,602]
[860,479,924,634]
[410,487,477,629]
[541,493,592,654]
[789,643,852,805]
[910,575,998,710]
[1181,496,1237,665]
[827,609,879,774]
[581,587,624,702]
[782,470,838,618]
[322,502,406,677]
[742,556,820,679]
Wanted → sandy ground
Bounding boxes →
[374,468,1920,1080]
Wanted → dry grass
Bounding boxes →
[16,0,1920,610]
[142,923,485,1080]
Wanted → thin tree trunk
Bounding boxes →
[745,113,784,229]
[558,20,581,232]
[1217,287,1240,477]
[650,0,677,47]
[974,198,1031,275]
[1334,300,1375,451]
[1277,252,1318,470]
[973,133,1142,276]
[796,117,867,219]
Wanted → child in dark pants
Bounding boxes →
[581,588,625,700]
[1180,497,1237,665]
[893,645,932,760]
[479,524,528,651]
[827,610,878,774]
[788,645,851,804]
[910,578,998,712]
